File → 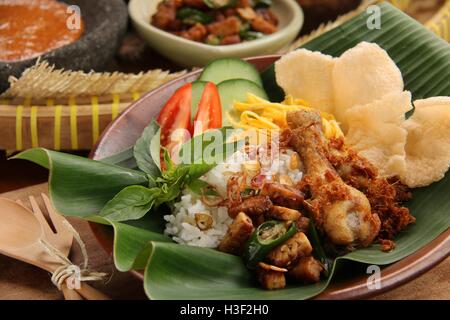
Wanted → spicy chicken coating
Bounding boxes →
[287,110,381,247]
[327,137,415,240]
[266,231,313,268]
[218,212,254,255]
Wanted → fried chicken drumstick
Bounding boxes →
[327,138,415,240]
[287,110,381,247]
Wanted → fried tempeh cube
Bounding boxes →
[266,232,312,267]
[256,265,286,290]
[218,212,254,255]
[267,205,301,221]
[288,256,323,284]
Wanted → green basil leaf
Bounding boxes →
[150,127,161,171]
[163,147,174,171]
[100,185,159,221]
[178,127,242,165]
[133,120,161,176]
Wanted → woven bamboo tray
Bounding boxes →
[0,62,185,151]
[0,95,136,151]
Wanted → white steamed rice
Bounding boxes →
[164,147,304,248]
[163,192,232,248]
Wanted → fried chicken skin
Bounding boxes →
[218,212,254,255]
[288,256,323,283]
[266,232,313,267]
[287,110,381,247]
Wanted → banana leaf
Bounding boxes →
[89,215,170,271]
[13,148,148,217]
[12,2,450,299]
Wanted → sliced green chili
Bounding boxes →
[243,220,297,269]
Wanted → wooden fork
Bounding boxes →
[22,194,110,300]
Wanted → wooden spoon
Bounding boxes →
[0,197,109,300]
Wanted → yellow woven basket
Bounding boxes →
[0,62,185,151]
[0,95,138,151]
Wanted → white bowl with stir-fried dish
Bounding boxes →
[128,0,303,66]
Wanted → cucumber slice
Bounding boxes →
[191,81,207,122]
[199,58,263,87]
[218,79,268,126]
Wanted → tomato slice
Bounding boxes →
[157,83,192,159]
[193,82,222,136]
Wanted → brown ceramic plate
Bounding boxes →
[89,55,450,299]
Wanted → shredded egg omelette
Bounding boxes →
[227,93,343,139]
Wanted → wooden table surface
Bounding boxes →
[0,34,449,300]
